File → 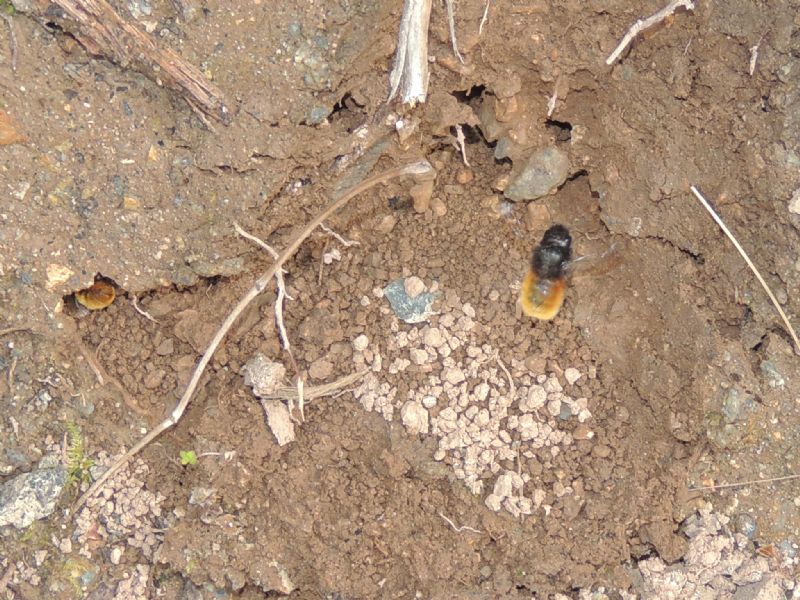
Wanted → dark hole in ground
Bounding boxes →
[450,84,487,103]
[546,119,573,142]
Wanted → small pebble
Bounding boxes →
[423,328,445,348]
[401,401,429,435]
[404,276,426,298]
[442,367,466,385]
[544,377,562,393]
[431,197,447,216]
[308,359,333,380]
[547,397,562,417]
[422,396,437,408]
[410,348,428,365]
[376,214,397,234]
[456,169,474,184]
[592,444,612,458]
[352,334,369,352]
[564,367,581,385]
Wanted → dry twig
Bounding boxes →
[439,511,482,534]
[320,223,360,247]
[690,186,800,354]
[478,0,491,36]
[259,370,366,401]
[0,326,28,337]
[233,222,294,360]
[605,0,695,66]
[388,0,433,104]
[13,0,228,122]
[444,0,464,64]
[688,473,800,492]
[454,124,470,166]
[2,14,18,72]
[749,34,765,76]
[131,295,159,324]
[73,159,435,513]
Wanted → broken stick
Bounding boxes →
[12,0,228,123]
[388,0,432,104]
[73,159,435,513]
[605,0,695,66]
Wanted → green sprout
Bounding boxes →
[179,450,198,466]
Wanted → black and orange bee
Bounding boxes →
[519,224,572,320]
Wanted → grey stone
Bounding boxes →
[0,466,68,528]
[505,146,570,201]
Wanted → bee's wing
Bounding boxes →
[568,241,624,280]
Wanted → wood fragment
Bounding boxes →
[605,0,695,66]
[13,0,228,123]
[444,0,464,64]
[2,14,18,72]
[690,186,800,354]
[388,0,433,104]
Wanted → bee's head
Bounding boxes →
[531,225,572,279]
[540,224,572,251]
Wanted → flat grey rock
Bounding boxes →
[0,466,68,528]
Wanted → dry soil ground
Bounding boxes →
[1,0,800,598]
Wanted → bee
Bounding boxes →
[74,278,116,310]
[519,224,572,320]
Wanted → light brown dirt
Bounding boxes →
[1,0,799,598]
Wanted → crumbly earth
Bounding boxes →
[1,0,800,598]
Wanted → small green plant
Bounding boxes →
[0,0,15,15]
[66,422,94,486]
[179,450,197,466]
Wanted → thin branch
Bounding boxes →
[439,511,482,534]
[688,473,800,492]
[478,0,491,36]
[259,370,366,401]
[320,223,360,247]
[2,14,18,72]
[606,0,695,66]
[748,34,765,76]
[388,0,433,104]
[0,326,28,337]
[233,222,293,357]
[131,295,159,324]
[454,124,470,166]
[444,0,464,64]
[690,186,800,354]
[72,159,435,514]
[495,353,515,402]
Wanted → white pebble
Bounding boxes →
[409,348,428,365]
[401,401,429,435]
[352,334,369,352]
[423,327,445,348]
[404,276,426,298]
[547,397,562,417]
[521,385,546,412]
[485,494,502,512]
[492,472,515,498]
[442,366,466,385]
[462,303,476,318]
[473,382,490,402]
[564,367,582,385]
[544,376,562,393]
[422,396,437,408]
